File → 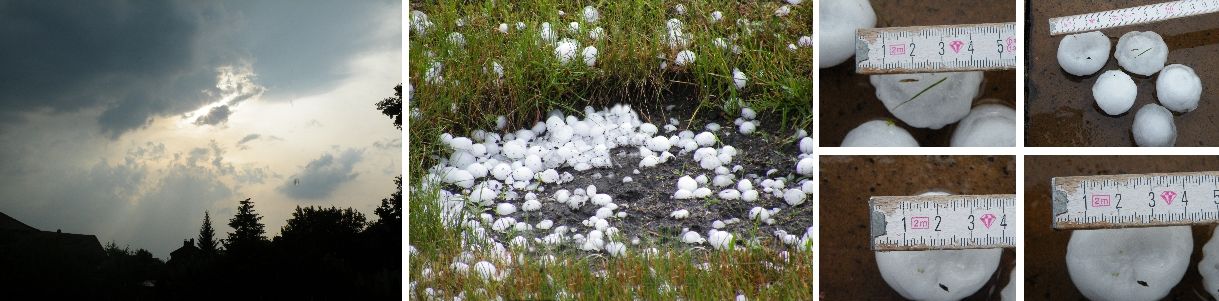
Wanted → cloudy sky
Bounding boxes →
[0,0,401,257]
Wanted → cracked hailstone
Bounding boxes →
[1132,103,1176,147]
[841,120,919,147]
[1067,226,1191,301]
[950,102,1017,147]
[819,0,876,68]
[1156,64,1202,113]
[1116,31,1169,76]
[870,71,983,129]
[1057,31,1111,76]
[555,39,579,64]
[1093,70,1137,115]
[1200,227,1219,299]
[876,248,1001,300]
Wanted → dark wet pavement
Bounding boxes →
[1028,1,1219,146]
[818,0,1017,146]
[819,156,1016,300]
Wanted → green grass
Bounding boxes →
[408,1,812,299]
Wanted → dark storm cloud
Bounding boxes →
[0,0,239,137]
[278,149,364,200]
[194,105,232,126]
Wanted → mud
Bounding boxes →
[819,155,1016,300]
[1025,156,1219,299]
[818,0,1017,146]
[1027,0,1219,146]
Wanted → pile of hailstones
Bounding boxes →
[424,104,815,258]
[1057,30,1204,147]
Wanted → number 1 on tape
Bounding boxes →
[854,22,1017,74]
[869,194,1017,251]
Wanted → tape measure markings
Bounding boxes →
[1052,171,1219,230]
[1048,0,1219,36]
[855,22,1017,74]
[870,194,1017,251]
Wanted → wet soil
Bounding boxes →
[1025,156,1219,300]
[485,97,813,252]
[1027,1,1219,146]
[819,156,1017,300]
[818,0,1017,146]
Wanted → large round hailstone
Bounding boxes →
[819,0,876,68]
[1115,31,1169,76]
[796,157,814,176]
[555,38,579,64]
[870,71,983,129]
[1066,226,1191,301]
[1093,70,1137,115]
[876,248,1001,300]
[841,120,919,147]
[949,103,1016,147]
[1056,31,1111,76]
[1200,228,1219,300]
[1156,64,1202,113]
[582,46,598,67]
[1132,103,1176,147]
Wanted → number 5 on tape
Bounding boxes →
[855,22,1017,74]
[869,194,1017,251]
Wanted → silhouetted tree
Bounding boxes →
[374,176,402,226]
[224,198,267,255]
[375,84,402,129]
[198,211,218,255]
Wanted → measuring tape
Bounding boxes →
[1048,0,1219,36]
[854,22,1017,74]
[869,194,1017,251]
[1052,171,1219,230]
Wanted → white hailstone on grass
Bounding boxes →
[497,23,509,34]
[1057,31,1110,76]
[491,62,504,79]
[492,217,515,232]
[694,132,717,146]
[682,231,705,244]
[870,71,983,129]
[639,156,660,167]
[536,220,553,229]
[425,61,444,84]
[713,37,728,49]
[718,189,741,200]
[666,19,690,50]
[466,163,488,179]
[472,262,497,281]
[589,27,605,40]
[749,207,770,221]
[539,22,557,44]
[819,0,876,68]
[801,181,815,194]
[784,189,806,206]
[1157,64,1203,113]
[583,6,600,23]
[775,5,791,17]
[700,156,722,170]
[713,220,727,229]
[1068,226,1191,301]
[595,207,614,219]
[496,203,518,215]
[737,179,754,191]
[675,50,697,66]
[710,11,723,23]
[410,11,433,35]
[713,174,735,187]
[742,190,760,201]
[539,169,560,183]
[876,248,1001,300]
[841,120,919,147]
[673,4,686,15]
[554,189,570,202]
[582,46,598,67]
[798,35,813,47]
[1132,103,1176,147]
[445,170,475,188]
[647,136,672,151]
[950,102,1017,147]
[469,187,497,206]
[502,140,526,159]
[512,166,534,181]
[677,176,698,191]
[796,157,815,176]
[1116,31,1169,76]
[741,107,757,120]
[495,115,508,130]
[555,38,579,64]
[522,199,541,211]
[694,187,713,198]
[708,230,735,250]
[447,32,466,48]
[671,209,690,219]
[738,121,756,134]
[674,189,694,199]
[449,137,473,150]
[567,22,580,33]
[1093,70,1137,115]
[451,261,470,274]
[591,194,613,206]
[515,22,526,30]
[606,242,626,256]
[799,137,814,154]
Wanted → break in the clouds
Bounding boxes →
[0,0,400,257]
[279,149,365,200]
